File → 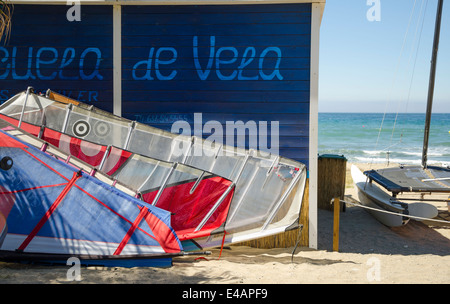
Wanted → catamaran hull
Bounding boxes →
[351,165,409,227]
[352,165,440,227]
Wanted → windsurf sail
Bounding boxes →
[0,93,235,244]
[0,123,184,267]
[0,118,233,246]
[0,89,307,248]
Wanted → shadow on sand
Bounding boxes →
[317,203,450,256]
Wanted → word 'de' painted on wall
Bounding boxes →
[0,46,104,81]
[132,36,284,81]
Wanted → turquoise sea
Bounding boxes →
[318,113,450,166]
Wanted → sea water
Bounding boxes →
[319,112,450,166]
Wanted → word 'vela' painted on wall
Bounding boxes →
[132,36,284,81]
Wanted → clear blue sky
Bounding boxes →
[319,0,450,113]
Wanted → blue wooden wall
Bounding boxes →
[0,5,114,112]
[122,4,311,165]
[0,3,311,166]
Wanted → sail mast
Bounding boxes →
[422,0,444,168]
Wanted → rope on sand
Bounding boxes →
[339,200,450,224]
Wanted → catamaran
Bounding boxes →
[352,0,448,227]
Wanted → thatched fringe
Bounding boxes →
[317,156,347,211]
[0,0,13,45]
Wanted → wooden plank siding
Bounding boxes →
[121,3,311,165]
[0,5,114,112]
[0,3,311,166]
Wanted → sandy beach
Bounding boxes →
[0,162,448,284]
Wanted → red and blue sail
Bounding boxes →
[0,128,183,267]
[0,114,235,243]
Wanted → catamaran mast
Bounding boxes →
[422,0,444,168]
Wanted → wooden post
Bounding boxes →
[333,197,340,252]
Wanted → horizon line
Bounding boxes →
[318,111,450,114]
